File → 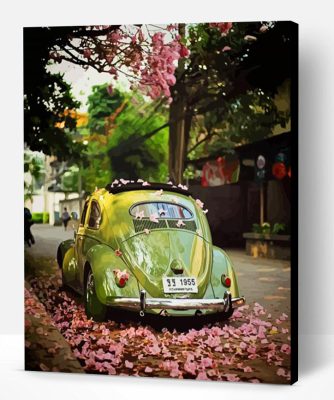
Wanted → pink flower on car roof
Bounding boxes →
[149,213,159,223]
[176,220,185,228]
[177,183,188,190]
[154,189,163,196]
[195,199,204,208]
[135,210,144,220]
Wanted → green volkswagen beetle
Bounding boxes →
[57,181,245,321]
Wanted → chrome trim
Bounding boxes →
[106,290,245,313]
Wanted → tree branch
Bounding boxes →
[187,131,217,155]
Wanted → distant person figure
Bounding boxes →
[61,207,71,231]
[71,211,78,220]
[24,207,35,246]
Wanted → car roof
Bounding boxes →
[105,182,192,196]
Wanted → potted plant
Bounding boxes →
[243,222,290,260]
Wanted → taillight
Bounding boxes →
[118,277,126,287]
[221,274,231,287]
[113,269,130,288]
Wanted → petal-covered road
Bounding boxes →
[25,263,291,383]
[25,225,291,384]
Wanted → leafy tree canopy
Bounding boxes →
[77,85,168,192]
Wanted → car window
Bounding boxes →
[130,202,193,219]
[80,201,89,226]
[88,201,102,229]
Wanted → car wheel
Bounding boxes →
[84,268,107,322]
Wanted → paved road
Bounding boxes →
[24,224,292,383]
[26,224,291,317]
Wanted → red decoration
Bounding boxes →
[272,162,287,180]
[288,167,291,178]
[201,156,240,187]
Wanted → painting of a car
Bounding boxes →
[57,182,245,321]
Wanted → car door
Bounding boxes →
[75,200,89,289]
[78,199,102,287]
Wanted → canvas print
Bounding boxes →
[24,21,298,384]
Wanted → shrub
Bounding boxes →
[252,222,287,235]
[42,212,49,224]
[32,212,49,224]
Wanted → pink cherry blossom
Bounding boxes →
[125,360,134,369]
[280,344,291,355]
[149,213,159,223]
[176,220,185,228]
[209,22,233,36]
[135,210,145,220]
[196,371,210,380]
[195,199,204,208]
[115,249,122,257]
[223,373,240,382]
[26,272,291,383]
[260,25,269,33]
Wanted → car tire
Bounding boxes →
[84,268,107,322]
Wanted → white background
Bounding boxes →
[1,0,334,398]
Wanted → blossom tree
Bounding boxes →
[49,24,190,102]
[25,22,291,181]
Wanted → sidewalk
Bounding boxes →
[25,280,84,373]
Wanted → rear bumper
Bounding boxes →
[107,290,245,315]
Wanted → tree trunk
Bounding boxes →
[168,24,191,184]
[168,94,186,183]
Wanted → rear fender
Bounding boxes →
[57,239,74,268]
[211,246,240,299]
[85,244,139,305]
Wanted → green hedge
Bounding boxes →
[32,212,49,224]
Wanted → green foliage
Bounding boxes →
[24,71,83,160]
[24,151,45,179]
[24,151,45,200]
[32,212,49,224]
[81,87,169,190]
[24,27,84,160]
[252,222,287,235]
[82,156,113,193]
[272,223,286,235]
[61,165,79,191]
[107,93,168,181]
[181,22,292,169]
[87,85,124,135]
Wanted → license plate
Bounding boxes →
[163,277,198,293]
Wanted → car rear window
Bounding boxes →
[130,202,193,219]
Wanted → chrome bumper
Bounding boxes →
[107,290,245,316]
